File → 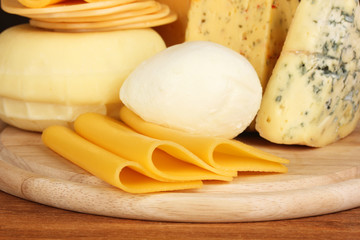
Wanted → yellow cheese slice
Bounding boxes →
[29,5,176,31]
[36,2,162,23]
[74,112,234,181]
[2,0,136,14]
[35,13,177,32]
[22,1,160,20]
[17,0,66,8]
[42,125,202,193]
[119,107,289,173]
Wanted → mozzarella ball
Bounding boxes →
[120,41,262,138]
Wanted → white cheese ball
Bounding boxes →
[120,41,262,138]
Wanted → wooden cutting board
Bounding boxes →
[0,121,359,223]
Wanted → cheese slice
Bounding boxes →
[22,1,161,20]
[29,4,174,31]
[155,0,298,89]
[3,0,136,13]
[16,0,136,8]
[37,13,178,32]
[74,112,234,181]
[42,125,202,194]
[17,0,66,8]
[35,2,162,22]
[119,107,289,173]
[256,0,360,147]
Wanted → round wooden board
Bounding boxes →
[0,123,359,222]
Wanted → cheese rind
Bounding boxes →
[256,0,360,147]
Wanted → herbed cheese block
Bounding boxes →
[0,24,165,132]
[155,0,299,88]
[256,0,360,147]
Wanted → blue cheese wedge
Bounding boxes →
[256,0,360,147]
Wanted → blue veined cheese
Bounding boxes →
[256,0,360,147]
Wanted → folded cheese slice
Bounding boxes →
[119,107,289,173]
[42,125,202,193]
[74,112,234,181]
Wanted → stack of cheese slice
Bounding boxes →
[1,0,177,32]
[256,0,360,147]
[42,108,289,194]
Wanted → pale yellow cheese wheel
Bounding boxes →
[0,24,166,131]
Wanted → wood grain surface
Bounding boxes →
[0,190,359,240]
[0,123,359,223]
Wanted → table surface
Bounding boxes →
[0,190,359,240]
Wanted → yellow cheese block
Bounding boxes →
[42,125,202,193]
[0,97,120,131]
[0,24,165,132]
[155,0,298,88]
[74,112,234,182]
[119,107,289,173]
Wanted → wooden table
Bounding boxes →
[0,190,359,240]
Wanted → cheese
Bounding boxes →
[74,112,234,181]
[17,0,66,8]
[34,1,162,22]
[16,0,134,8]
[155,0,299,88]
[256,0,360,147]
[28,3,178,32]
[120,41,262,139]
[42,125,202,193]
[120,107,289,173]
[0,24,165,132]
